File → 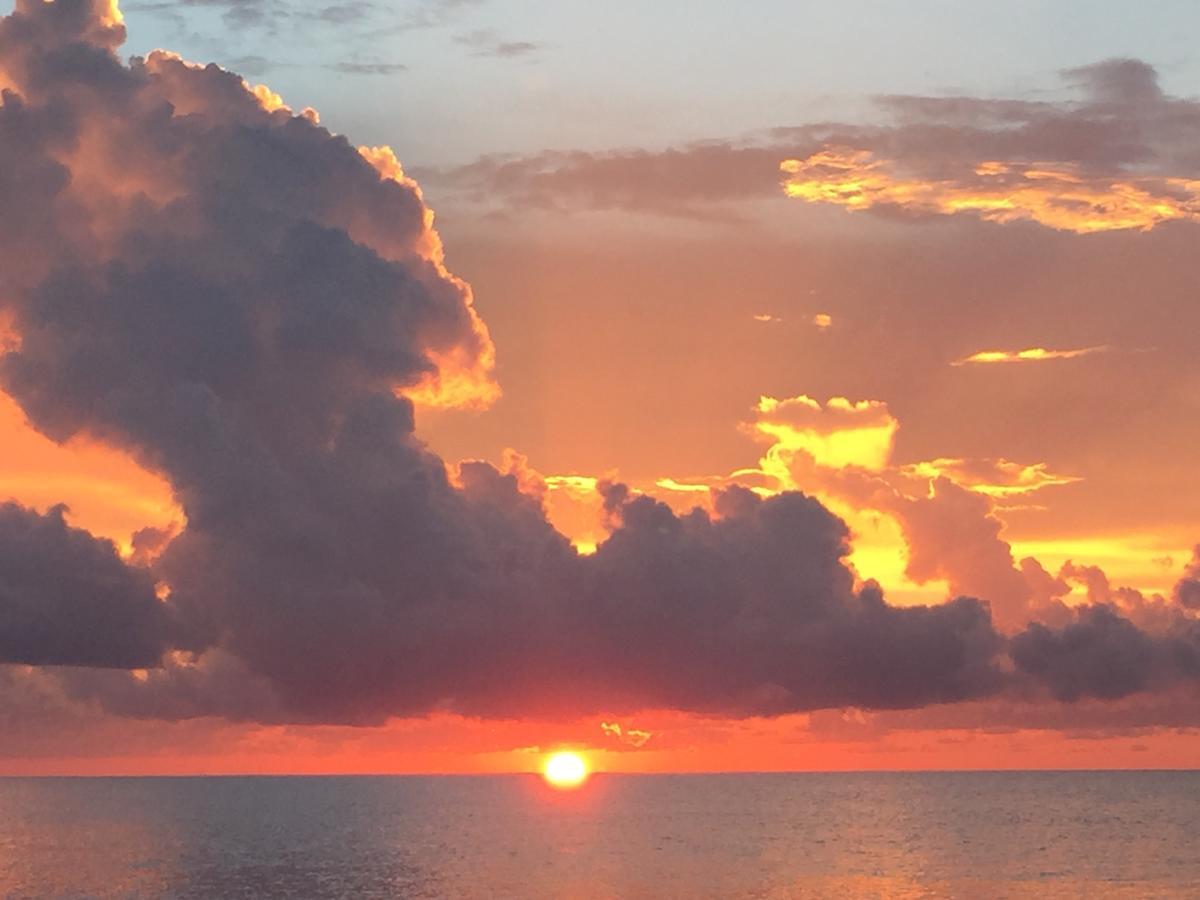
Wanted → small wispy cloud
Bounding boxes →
[752,313,782,324]
[951,346,1110,366]
[455,29,543,58]
[329,60,408,75]
[601,721,653,748]
[316,1,374,24]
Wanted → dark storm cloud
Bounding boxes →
[423,57,1200,223]
[576,486,1003,716]
[0,0,1011,725]
[1011,604,1200,702]
[0,503,172,668]
[0,0,1196,730]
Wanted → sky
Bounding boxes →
[1,0,1199,774]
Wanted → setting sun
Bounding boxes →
[542,751,589,789]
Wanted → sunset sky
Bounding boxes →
[1,0,1199,774]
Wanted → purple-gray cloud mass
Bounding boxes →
[419,57,1200,225]
[0,0,1197,732]
[0,502,173,668]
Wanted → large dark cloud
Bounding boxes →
[0,0,1015,726]
[0,502,172,668]
[0,0,1196,733]
[1011,604,1200,702]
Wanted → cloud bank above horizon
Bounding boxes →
[0,0,1197,755]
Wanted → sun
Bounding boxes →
[542,751,589,789]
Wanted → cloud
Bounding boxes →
[0,502,173,668]
[315,1,372,24]
[1175,548,1200,609]
[897,458,1082,497]
[748,395,899,473]
[329,60,407,75]
[427,57,1200,233]
[780,149,1200,234]
[0,0,1015,726]
[952,346,1111,366]
[454,29,541,59]
[0,1,1196,737]
[170,0,278,29]
[1011,604,1200,701]
[130,0,481,34]
[417,143,797,218]
[600,720,652,748]
[778,59,1200,233]
[887,478,1063,631]
[729,396,1091,631]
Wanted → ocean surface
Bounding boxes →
[1,772,1197,898]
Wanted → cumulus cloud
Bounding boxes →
[0,502,172,668]
[1011,604,1200,701]
[0,0,1017,726]
[728,396,1093,631]
[1174,548,1200,610]
[747,395,898,473]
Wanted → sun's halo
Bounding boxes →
[542,751,589,789]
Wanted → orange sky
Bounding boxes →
[1,0,1198,775]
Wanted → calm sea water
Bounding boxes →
[1,772,1197,898]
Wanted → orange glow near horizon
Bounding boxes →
[0,392,180,552]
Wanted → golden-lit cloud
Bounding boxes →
[780,148,1200,233]
[600,721,652,748]
[360,145,500,410]
[654,477,714,494]
[98,0,123,27]
[748,395,898,476]
[812,313,833,330]
[952,346,1110,366]
[899,458,1082,497]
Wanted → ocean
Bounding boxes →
[1,772,1196,898]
